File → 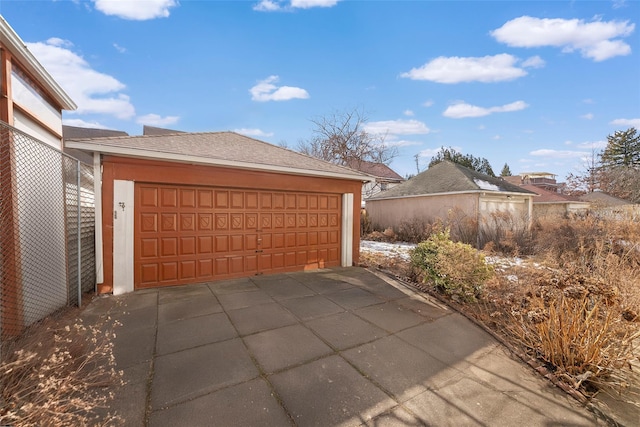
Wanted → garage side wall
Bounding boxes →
[366,193,478,230]
[99,156,362,293]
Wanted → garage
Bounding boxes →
[64,131,368,295]
[135,183,342,288]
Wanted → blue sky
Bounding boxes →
[2,0,638,180]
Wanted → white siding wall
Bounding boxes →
[13,109,62,150]
[15,138,68,325]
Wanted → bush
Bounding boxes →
[0,312,123,426]
[411,229,494,302]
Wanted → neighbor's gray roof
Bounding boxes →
[578,191,632,206]
[369,161,536,199]
[142,125,185,136]
[63,125,129,139]
[64,131,371,181]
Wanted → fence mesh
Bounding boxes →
[0,122,95,341]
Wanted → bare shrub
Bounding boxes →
[446,207,478,246]
[395,217,434,244]
[0,311,123,426]
[479,210,532,255]
[360,208,373,236]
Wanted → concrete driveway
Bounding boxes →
[84,267,603,426]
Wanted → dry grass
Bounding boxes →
[362,213,640,401]
[0,307,124,426]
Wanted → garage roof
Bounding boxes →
[65,131,372,182]
[369,161,537,199]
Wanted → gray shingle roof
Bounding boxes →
[63,125,129,139]
[65,131,370,181]
[369,161,536,199]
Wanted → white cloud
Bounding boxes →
[291,0,340,8]
[443,100,528,118]
[521,55,546,68]
[493,135,502,140]
[26,39,135,119]
[386,139,421,148]
[400,54,529,84]
[93,0,177,20]
[403,110,414,117]
[253,0,340,11]
[576,140,607,149]
[250,76,309,102]
[136,114,180,126]
[491,16,634,61]
[581,113,594,120]
[113,43,127,53]
[365,119,431,136]
[63,118,109,129]
[253,0,281,11]
[610,118,640,127]
[419,146,462,158]
[422,100,434,107]
[233,128,275,137]
[530,149,589,159]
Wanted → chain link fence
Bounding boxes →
[1,122,95,342]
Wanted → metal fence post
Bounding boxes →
[77,161,82,307]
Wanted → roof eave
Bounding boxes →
[368,189,536,201]
[65,141,372,182]
[0,17,76,111]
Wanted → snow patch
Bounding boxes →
[474,178,500,191]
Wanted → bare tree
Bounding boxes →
[298,107,397,167]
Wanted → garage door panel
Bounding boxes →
[215,236,228,252]
[180,237,196,255]
[140,213,157,232]
[140,265,158,285]
[180,189,196,208]
[141,239,158,258]
[161,188,177,207]
[198,259,213,277]
[161,238,177,256]
[140,186,158,207]
[198,189,213,208]
[198,214,212,231]
[180,261,196,280]
[161,214,177,231]
[162,262,178,281]
[135,183,342,289]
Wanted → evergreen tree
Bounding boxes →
[428,147,496,177]
[500,163,512,177]
[600,127,640,168]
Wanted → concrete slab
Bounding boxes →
[243,324,333,373]
[207,277,259,295]
[254,279,316,301]
[112,325,156,370]
[280,294,345,321]
[305,312,388,350]
[98,267,610,426]
[360,406,424,427]
[148,378,291,427]
[404,376,601,426]
[226,302,298,335]
[157,283,213,304]
[151,338,258,409]
[269,355,396,427]
[157,295,222,324]
[325,287,385,310]
[342,335,451,402]
[394,296,449,320]
[216,289,274,311]
[396,313,494,363]
[156,312,237,355]
[354,301,427,333]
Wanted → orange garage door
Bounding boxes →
[134,183,342,289]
